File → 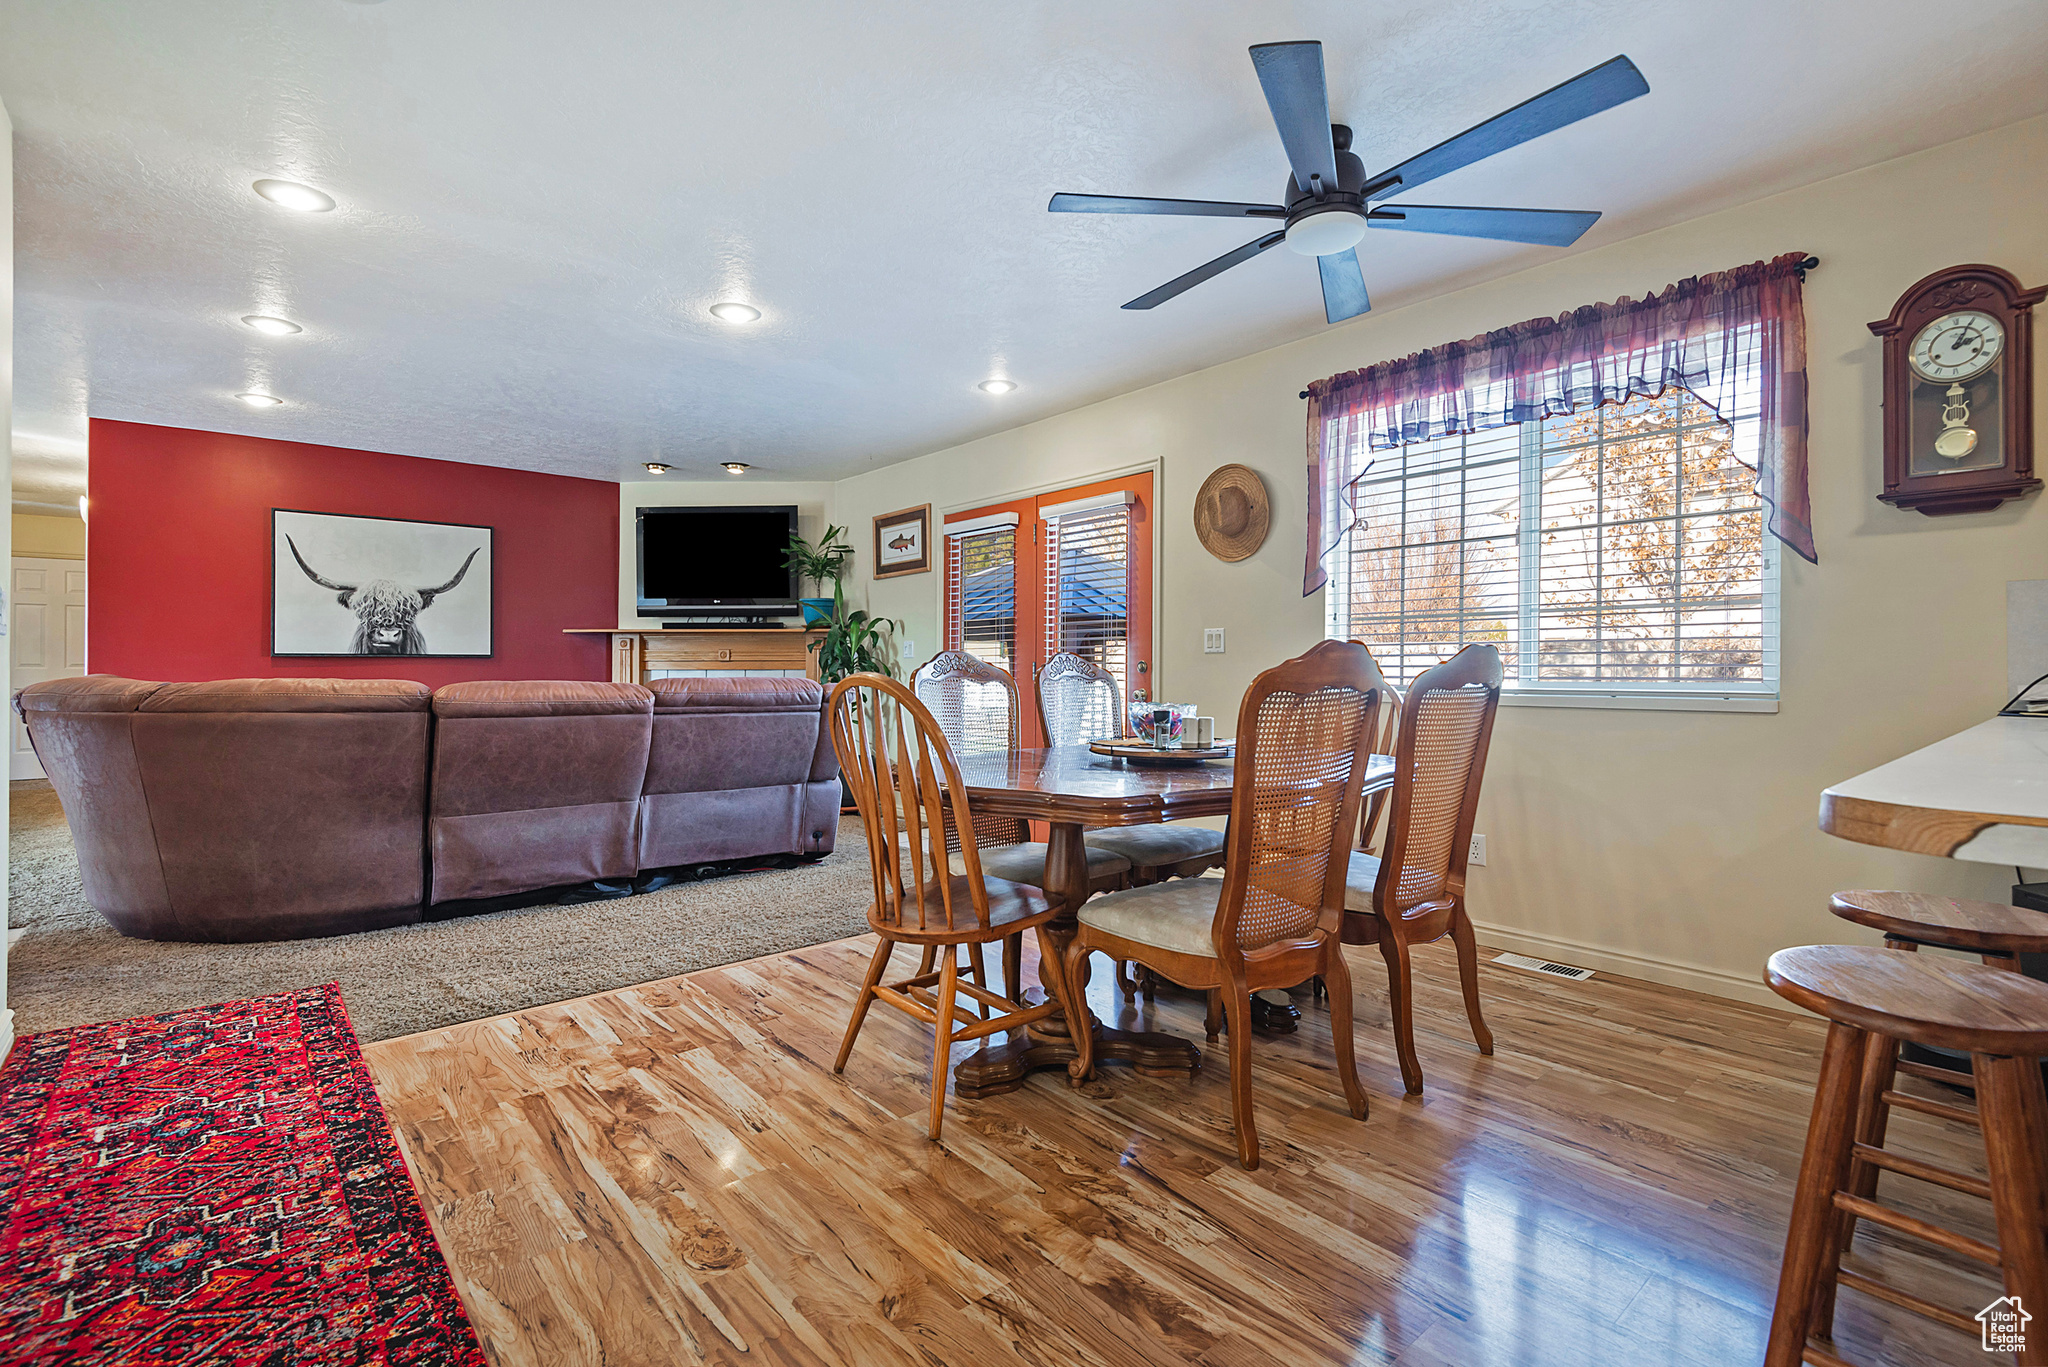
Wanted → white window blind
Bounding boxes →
[1327,381,1777,708]
[1044,504,1134,706]
[944,524,1017,676]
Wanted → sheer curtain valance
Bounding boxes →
[1303,251,1814,596]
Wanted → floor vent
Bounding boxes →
[1493,952,1595,981]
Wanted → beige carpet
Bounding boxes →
[7,780,874,1042]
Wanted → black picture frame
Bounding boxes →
[271,508,495,658]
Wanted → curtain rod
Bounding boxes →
[1295,254,1822,399]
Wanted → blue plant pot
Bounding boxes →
[799,597,835,627]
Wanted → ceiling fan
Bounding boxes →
[1049,44,1650,323]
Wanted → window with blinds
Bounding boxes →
[1044,502,1133,706]
[943,521,1018,676]
[1326,384,1777,707]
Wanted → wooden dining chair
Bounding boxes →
[1354,675,1402,855]
[1036,650,1229,886]
[911,650,1131,998]
[909,650,1131,897]
[828,673,1072,1141]
[1342,644,1502,1096]
[1061,639,1387,1170]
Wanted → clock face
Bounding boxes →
[1910,310,2005,382]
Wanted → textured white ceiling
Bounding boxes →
[4,0,2046,499]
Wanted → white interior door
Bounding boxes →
[11,558,87,780]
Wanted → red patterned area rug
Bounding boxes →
[0,983,487,1366]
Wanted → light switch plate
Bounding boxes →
[1203,628,1225,654]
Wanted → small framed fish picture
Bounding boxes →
[873,504,932,580]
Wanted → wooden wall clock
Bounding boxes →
[1869,263,2043,515]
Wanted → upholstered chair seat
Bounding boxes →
[1076,878,1222,956]
[1085,824,1226,872]
[897,833,1132,886]
[1342,851,1382,912]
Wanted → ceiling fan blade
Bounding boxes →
[1369,55,1648,200]
[1317,249,1371,323]
[1049,193,1287,219]
[1249,41,1339,198]
[1368,204,1601,246]
[1123,231,1288,310]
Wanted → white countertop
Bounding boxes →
[1823,716,2048,864]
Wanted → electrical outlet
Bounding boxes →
[1203,628,1225,654]
[1469,834,1487,866]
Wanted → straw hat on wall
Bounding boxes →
[1193,464,1270,562]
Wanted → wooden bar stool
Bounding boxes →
[1764,944,2048,1366]
[1824,891,2048,1322]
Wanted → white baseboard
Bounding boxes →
[1468,918,1795,1014]
[0,1008,14,1065]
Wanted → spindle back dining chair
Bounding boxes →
[1342,644,1502,1096]
[1061,640,1387,1169]
[827,673,1070,1141]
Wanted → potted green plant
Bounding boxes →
[783,525,854,627]
[810,608,900,685]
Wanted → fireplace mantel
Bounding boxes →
[565,627,826,686]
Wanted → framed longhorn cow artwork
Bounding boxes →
[271,509,494,657]
[872,504,931,580]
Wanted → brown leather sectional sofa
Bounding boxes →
[16,674,841,943]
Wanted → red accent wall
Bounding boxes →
[88,419,617,686]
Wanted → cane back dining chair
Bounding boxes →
[828,673,1072,1141]
[1062,639,1387,1170]
[1354,675,1403,855]
[1342,644,1502,1096]
[910,651,1132,897]
[1036,650,1228,885]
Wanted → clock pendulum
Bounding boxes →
[1934,383,1977,460]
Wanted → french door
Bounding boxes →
[941,472,1153,749]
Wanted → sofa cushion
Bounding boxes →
[15,675,162,715]
[433,680,652,718]
[649,677,823,713]
[141,678,430,713]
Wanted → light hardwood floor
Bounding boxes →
[365,936,1998,1367]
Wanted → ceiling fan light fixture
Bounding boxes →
[710,302,761,324]
[721,462,751,475]
[237,392,284,407]
[644,462,671,474]
[241,314,302,335]
[252,179,336,213]
[1284,206,1367,257]
[977,378,1017,394]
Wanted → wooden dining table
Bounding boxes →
[946,742,1396,1098]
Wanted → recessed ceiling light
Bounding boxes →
[237,392,285,407]
[252,179,336,213]
[722,462,751,475]
[644,462,671,474]
[978,378,1017,394]
[709,302,761,324]
[241,314,302,336]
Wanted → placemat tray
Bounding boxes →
[1088,738,1235,765]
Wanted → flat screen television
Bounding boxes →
[636,505,799,618]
